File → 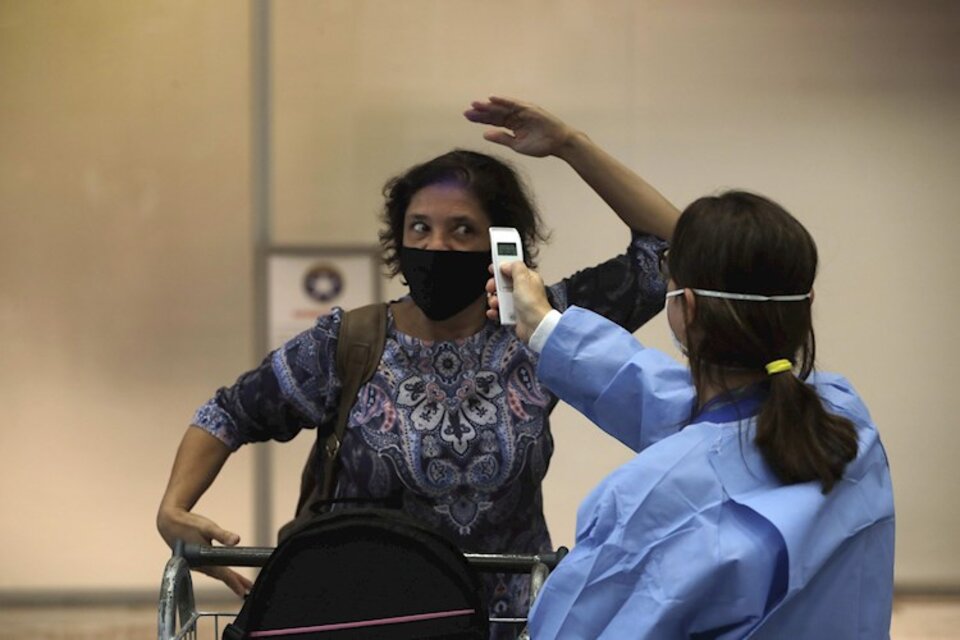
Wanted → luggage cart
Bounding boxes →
[158,540,567,640]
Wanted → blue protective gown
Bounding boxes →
[528,307,895,639]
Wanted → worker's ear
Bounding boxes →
[682,288,697,324]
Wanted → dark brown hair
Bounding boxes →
[378,149,548,277]
[669,191,857,493]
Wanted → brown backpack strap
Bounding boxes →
[278,303,387,542]
[320,303,388,500]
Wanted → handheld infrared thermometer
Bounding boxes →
[489,227,524,325]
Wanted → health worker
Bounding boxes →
[488,190,895,639]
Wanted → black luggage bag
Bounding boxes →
[223,508,488,640]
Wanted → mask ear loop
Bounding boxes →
[665,289,694,356]
[684,289,812,302]
[665,288,811,365]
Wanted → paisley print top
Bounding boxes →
[193,232,667,624]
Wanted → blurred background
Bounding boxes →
[1,0,958,637]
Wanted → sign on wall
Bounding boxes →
[267,246,382,350]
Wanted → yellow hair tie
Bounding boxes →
[765,359,793,375]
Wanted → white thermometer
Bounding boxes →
[489,227,524,325]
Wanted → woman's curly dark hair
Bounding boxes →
[378,149,549,277]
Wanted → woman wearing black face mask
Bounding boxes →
[157,97,679,638]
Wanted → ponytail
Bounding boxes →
[755,371,858,493]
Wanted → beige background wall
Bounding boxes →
[1,0,957,597]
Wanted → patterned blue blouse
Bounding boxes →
[193,232,667,629]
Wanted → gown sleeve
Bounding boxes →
[546,231,667,332]
[190,309,345,450]
[536,306,694,452]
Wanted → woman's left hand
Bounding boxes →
[465,96,575,159]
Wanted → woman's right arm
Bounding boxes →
[156,426,252,596]
[156,311,345,596]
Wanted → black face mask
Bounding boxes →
[400,247,491,321]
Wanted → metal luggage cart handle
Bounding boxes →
[181,542,567,571]
[158,541,200,640]
[181,542,568,609]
